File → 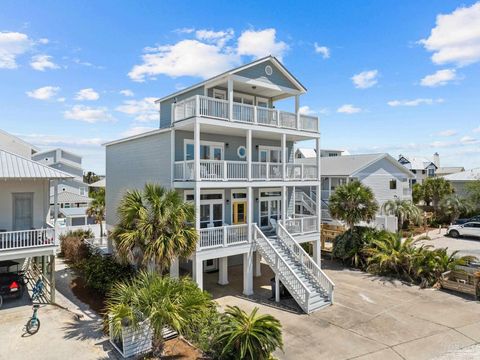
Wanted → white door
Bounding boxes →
[13,193,33,230]
[259,199,281,228]
[200,203,223,228]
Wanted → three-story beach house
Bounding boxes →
[105,56,334,313]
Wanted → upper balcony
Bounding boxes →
[173,95,319,133]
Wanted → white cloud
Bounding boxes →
[64,105,115,123]
[30,54,59,71]
[474,126,480,133]
[337,104,362,114]
[387,98,444,107]
[351,70,379,89]
[0,31,33,69]
[26,86,60,100]
[314,43,330,59]
[420,2,480,66]
[195,29,234,47]
[420,69,457,87]
[116,97,158,122]
[121,126,157,138]
[75,88,100,101]
[237,28,288,60]
[460,135,478,144]
[298,106,316,115]
[128,39,239,81]
[38,38,49,44]
[120,89,134,97]
[437,129,457,137]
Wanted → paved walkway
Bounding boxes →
[416,229,480,258]
[206,260,480,360]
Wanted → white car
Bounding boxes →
[447,222,480,239]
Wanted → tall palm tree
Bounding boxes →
[86,188,105,237]
[106,271,215,349]
[328,180,379,229]
[439,194,473,224]
[112,183,197,272]
[382,198,421,231]
[216,306,283,360]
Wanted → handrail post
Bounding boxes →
[195,95,200,117]
[253,106,257,124]
[276,109,280,127]
[223,161,227,181]
[223,226,227,247]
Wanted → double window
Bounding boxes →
[258,146,282,163]
[184,140,224,161]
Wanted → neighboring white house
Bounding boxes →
[0,128,39,159]
[443,168,480,198]
[0,149,72,301]
[295,148,344,159]
[398,154,437,184]
[105,56,334,313]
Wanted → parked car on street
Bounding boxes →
[447,222,480,239]
[455,215,480,225]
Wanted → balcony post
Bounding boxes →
[247,187,253,243]
[53,180,58,226]
[316,137,321,181]
[195,95,200,116]
[194,121,200,181]
[223,161,227,181]
[227,77,233,121]
[282,185,287,223]
[223,226,227,247]
[253,105,257,124]
[282,133,287,181]
[194,183,201,231]
[295,94,300,130]
[247,129,252,181]
[301,164,304,180]
[276,109,280,127]
[170,129,175,186]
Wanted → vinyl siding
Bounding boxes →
[105,131,172,226]
[159,86,205,128]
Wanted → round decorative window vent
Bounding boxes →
[237,146,247,159]
[265,65,273,76]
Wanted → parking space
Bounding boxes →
[417,229,480,258]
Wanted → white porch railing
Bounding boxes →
[277,223,335,303]
[173,95,319,133]
[0,228,56,251]
[174,160,317,181]
[282,215,319,235]
[198,224,249,250]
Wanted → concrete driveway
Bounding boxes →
[210,260,480,360]
[417,228,480,258]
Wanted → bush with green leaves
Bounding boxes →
[332,227,378,268]
[59,229,94,263]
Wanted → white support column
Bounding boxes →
[194,183,201,231]
[50,254,55,303]
[282,185,287,223]
[316,183,321,232]
[247,129,252,181]
[243,251,254,296]
[194,121,201,181]
[170,257,179,279]
[218,257,229,285]
[282,133,287,180]
[254,251,262,277]
[275,274,280,302]
[316,137,321,181]
[227,77,233,121]
[247,186,253,242]
[53,180,58,225]
[295,94,300,130]
[193,256,203,290]
[170,129,175,187]
[313,239,321,266]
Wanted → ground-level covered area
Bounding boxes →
[208,260,480,360]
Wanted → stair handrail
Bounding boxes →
[295,190,316,213]
[253,224,311,311]
[277,223,335,302]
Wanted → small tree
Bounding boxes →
[216,306,283,360]
[465,180,480,212]
[328,180,379,229]
[382,198,421,230]
[412,183,423,204]
[439,194,473,224]
[86,188,105,237]
[421,177,454,211]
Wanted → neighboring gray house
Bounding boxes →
[443,168,480,198]
[398,154,437,184]
[105,56,334,313]
[295,148,344,159]
[0,128,39,158]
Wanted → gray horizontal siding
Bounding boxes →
[106,131,172,226]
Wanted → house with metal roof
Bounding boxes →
[443,168,480,198]
[0,149,72,302]
[0,129,39,159]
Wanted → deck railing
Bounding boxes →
[0,228,56,251]
[173,95,319,133]
[282,215,319,235]
[174,160,317,181]
[198,224,249,250]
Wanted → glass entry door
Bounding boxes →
[233,201,247,224]
[200,203,223,228]
[260,199,281,228]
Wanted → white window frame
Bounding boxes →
[213,88,227,100]
[256,96,269,107]
[184,139,224,161]
[184,190,224,228]
[258,187,282,229]
[258,145,282,163]
[233,92,254,105]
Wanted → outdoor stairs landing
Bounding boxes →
[254,224,334,314]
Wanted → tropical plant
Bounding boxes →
[106,271,215,351]
[332,227,377,268]
[215,306,283,360]
[382,198,421,230]
[412,183,423,204]
[112,183,197,272]
[465,180,480,212]
[421,177,454,211]
[59,229,94,263]
[328,180,379,229]
[439,194,473,224]
[86,188,105,237]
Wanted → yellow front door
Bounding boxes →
[233,201,247,224]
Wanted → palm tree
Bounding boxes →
[216,306,283,360]
[421,177,454,211]
[106,271,215,351]
[328,180,379,229]
[382,198,421,231]
[86,188,105,237]
[112,183,197,272]
[439,194,473,224]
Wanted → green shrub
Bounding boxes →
[60,229,93,264]
[77,253,134,295]
[332,227,378,268]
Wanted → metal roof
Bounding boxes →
[59,207,88,217]
[89,178,105,187]
[0,149,73,179]
[443,168,480,181]
[50,191,92,204]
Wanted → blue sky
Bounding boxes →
[1,0,479,174]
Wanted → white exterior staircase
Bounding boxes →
[295,190,317,215]
[253,223,334,313]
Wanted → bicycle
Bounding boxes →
[31,279,44,302]
[26,304,41,334]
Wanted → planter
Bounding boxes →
[109,316,153,358]
[440,267,480,300]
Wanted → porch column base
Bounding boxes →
[170,257,179,279]
[254,251,262,277]
[243,251,254,296]
[275,274,280,302]
[218,256,229,285]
